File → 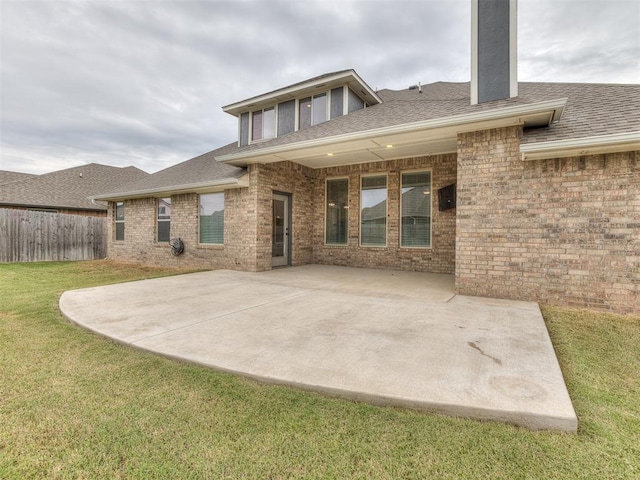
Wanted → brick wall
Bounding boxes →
[312,154,458,273]
[456,126,639,313]
[252,161,316,271]
[107,191,253,270]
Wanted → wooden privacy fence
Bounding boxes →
[0,209,107,263]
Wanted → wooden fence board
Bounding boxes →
[0,209,107,263]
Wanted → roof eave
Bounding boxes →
[216,98,567,166]
[222,70,383,117]
[0,202,106,211]
[90,176,249,202]
[520,132,640,161]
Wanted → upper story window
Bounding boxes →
[252,107,275,142]
[236,85,371,147]
[299,93,328,131]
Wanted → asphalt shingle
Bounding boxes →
[0,164,149,211]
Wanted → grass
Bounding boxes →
[1,261,639,479]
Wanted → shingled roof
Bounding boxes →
[0,163,149,212]
[90,143,246,201]
[216,81,639,161]
[0,171,37,186]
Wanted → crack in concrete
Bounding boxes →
[468,341,502,366]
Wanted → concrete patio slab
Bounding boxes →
[59,265,577,432]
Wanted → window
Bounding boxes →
[199,193,224,244]
[325,178,348,245]
[348,88,365,113]
[401,172,431,247]
[157,197,171,242]
[252,107,275,142]
[299,93,327,130]
[115,201,124,241]
[360,175,387,246]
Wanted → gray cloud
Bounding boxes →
[1,0,637,175]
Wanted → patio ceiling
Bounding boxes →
[217,99,565,169]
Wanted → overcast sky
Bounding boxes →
[1,0,638,175]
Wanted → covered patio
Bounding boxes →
[59,265,577,432]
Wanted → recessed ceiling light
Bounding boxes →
[386,144,393,148]
[327,153,334,156]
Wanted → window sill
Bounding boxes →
[197,243,225,249]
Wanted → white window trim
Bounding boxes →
[324,176,349,246]
[359,173,388,248]
[114,201,125,242]
[399,169,433,249]
[156,197,171,243]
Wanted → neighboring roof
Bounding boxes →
[0,171,37,185]
[91,143,247,201]
[222,69,382,117]
[216,81,639,167]
[0,163,149,211]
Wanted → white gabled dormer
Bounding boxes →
[222,69,382,147]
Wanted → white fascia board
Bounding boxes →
[217,98,567,164]
[520,132,640,161]
[222,70,382,116]
[90,176,249,202]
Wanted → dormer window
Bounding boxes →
[225,70,383,148]
[252,107,275,141]
[299,93,328,131]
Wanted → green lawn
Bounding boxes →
[1,261,638,479]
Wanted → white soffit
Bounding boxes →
[520,132,640,161]
[217,99,566,168]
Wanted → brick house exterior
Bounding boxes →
[93,4,639,314]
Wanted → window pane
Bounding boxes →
[348,88,365,113]
[240,112,250,147]
[115,223,124,241]
[200,193,224,244]
[115,202,124,241]
[330,87,344,119]
[361,176,387,246]
[277,100,295,136]
[312,93,327,125]
[115,202,124,221]
[263,107,275,139]
[252,110,263,141]
[401,172,431,247]
[157,198,171,242]
[325,179,348,244]
[299,97,311,130]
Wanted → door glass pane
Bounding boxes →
[401,172,431,247]
[361,176,387,246]
[272,199,285,257]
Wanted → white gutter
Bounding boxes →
[217,98,566,163]
[90,176,249,202]
[520,132,640,161]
